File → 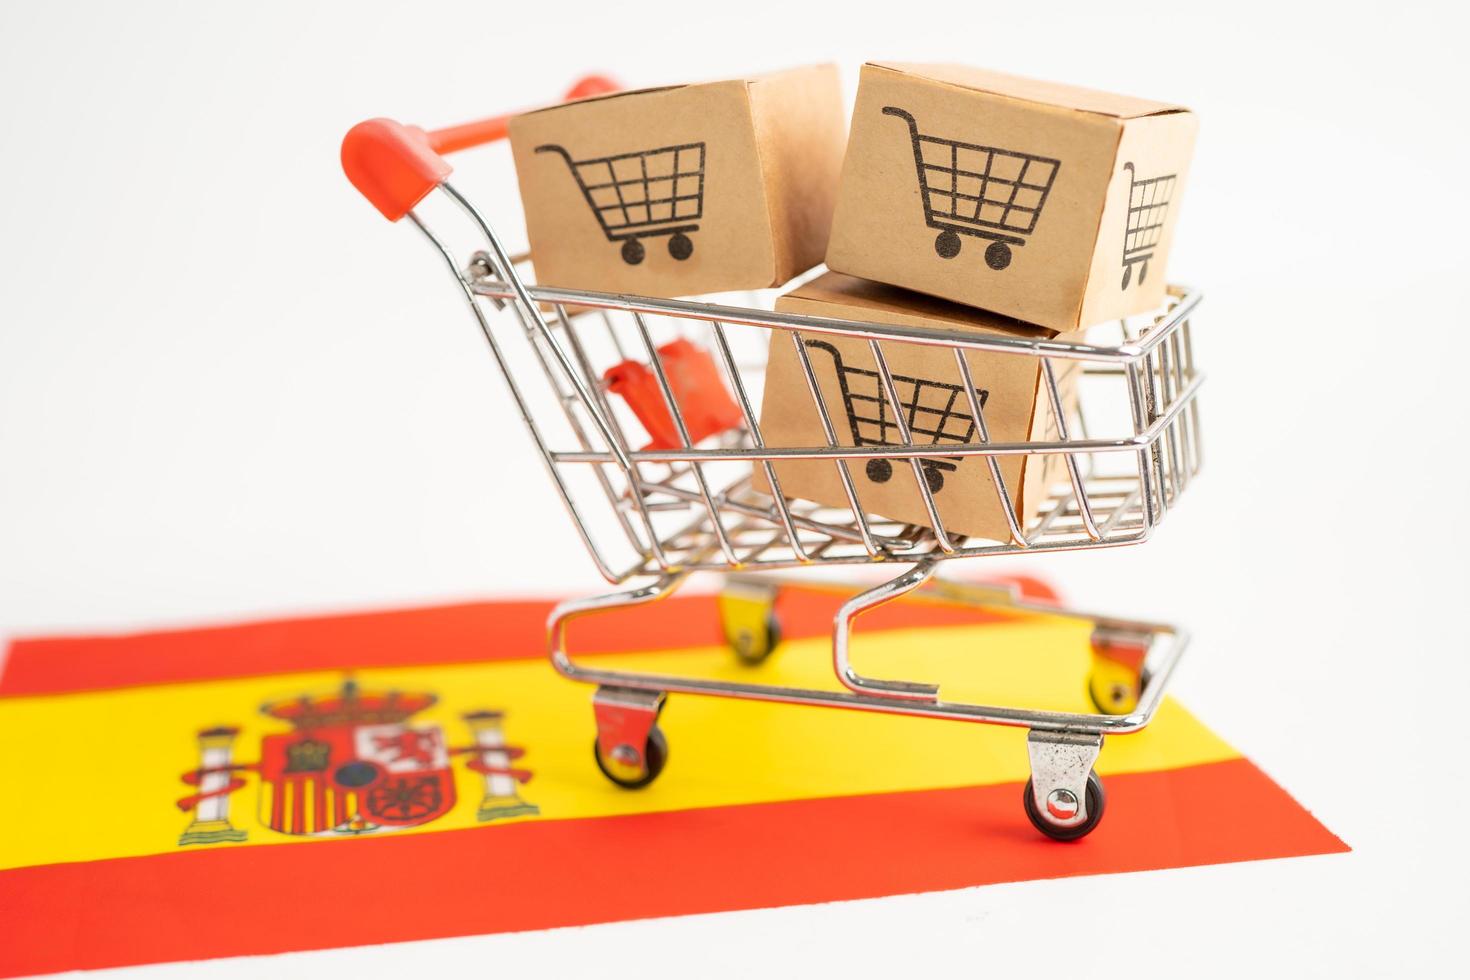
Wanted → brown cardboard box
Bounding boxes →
[508,65,845,298]
[755,273,1079,543]
[826,63,1196,332]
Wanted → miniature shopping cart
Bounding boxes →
[536,141,705,266]
[883,106,1061,272]
[342,80,1205,841]
[804,339,982,493]
[1121,162,1177,289]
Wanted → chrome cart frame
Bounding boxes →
[342,92,1204,840]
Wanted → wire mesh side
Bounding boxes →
[417,182,1202,581]
[503,299,1202,579]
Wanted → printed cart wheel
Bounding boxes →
[726,609,782,665]
[1023,770,1106,841]
[934,230,961,259]
[620,239,646,265]
[668,233,694,261]
[1139,260,1149,285]
[866,458,893,483]
[1121,265,1132,289]
[923,465,944,494]
[984,241,1012,271]
[593,725,668,790]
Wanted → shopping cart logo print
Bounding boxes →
[536,140,705,266]
[1120,162,1176,289]
[806,339,988,494]
[883,106,1061,272]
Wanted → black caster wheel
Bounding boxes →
[866,458,894,483]
[727,611,782,665]
[1023,770,1106,841]
[922,465,944,493]
[1121,265,1132,289]
[620,239,646,265]
[1088,665,1152,716]
[668,233,694,261]
[1138,260,1149,285]
[934,230,961,258]
[984,241,1012,270]
[593,725,668,789]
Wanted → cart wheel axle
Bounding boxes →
[1024,730,1106,841]
[594,726,668,789]
[591,687,667,789]
[1089,665,1153,716]
[1023,770,1106,841]
[1088,627,1152,716]
[718,580,783,666]
[729,612,781,665]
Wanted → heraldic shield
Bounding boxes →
[176,678,537,845]
[256,686,456,835]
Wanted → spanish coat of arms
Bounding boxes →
[176,680,537,844]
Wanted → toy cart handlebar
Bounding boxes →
[341,75,619,222]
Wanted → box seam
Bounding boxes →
[744,78,789,285]
[1070,123,1126,329]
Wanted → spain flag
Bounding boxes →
[0,585,1345,977]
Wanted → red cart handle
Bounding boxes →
[342,75,619,222]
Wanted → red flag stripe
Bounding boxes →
[0,758,1347,978]
[0,582,1049,698]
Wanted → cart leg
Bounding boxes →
[547,573,686,788]
[549,572,687,681]
[718,578,782,665]
[1024,730,1105,841]
[592,686,668,789]
[832,560,942,700]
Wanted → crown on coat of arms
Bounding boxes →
[260,680,436,729]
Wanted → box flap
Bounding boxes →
[781,272,1061,340]
[870,62,1187,119]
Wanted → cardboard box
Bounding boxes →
[826,63,1196,332]
[754,273,1079,544]
[509,65,846,298]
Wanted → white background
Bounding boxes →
[2,1,1468,977]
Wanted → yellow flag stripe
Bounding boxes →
[0,619,1235,871]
